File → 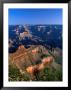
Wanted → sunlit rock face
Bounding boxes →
[42,56,53,65]
[9,43,55,76]
[9,25,62,81]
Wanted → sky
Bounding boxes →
[8,9,62,25]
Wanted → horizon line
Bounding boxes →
[9,24,62,25]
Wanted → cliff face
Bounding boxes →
[9,45,33,70]
[8,25,62,81]
[9,45,62,81]
[9,45,53,72]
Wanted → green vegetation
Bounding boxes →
[44,67,62,81]
[38,66,62,81]
[9,65,30,81]
[41,54,50,59]
[9,63,62,81]
[9,48,62,81]
[55,56,62,65]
